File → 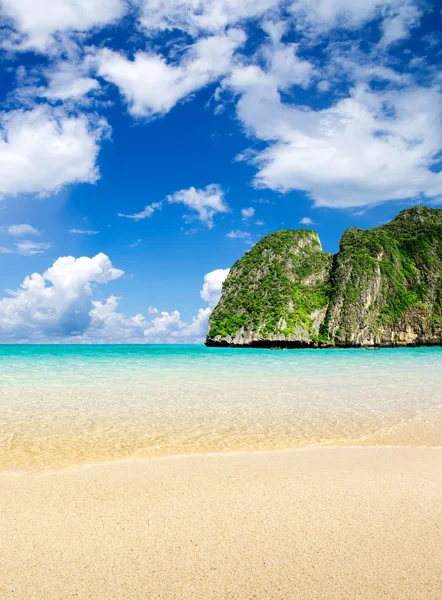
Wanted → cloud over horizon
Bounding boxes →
[0,252,228,343]
[0,0,440,341]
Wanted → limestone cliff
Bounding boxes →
[206,206,442,348]
[207,229,333,347]
[325,206,442,346]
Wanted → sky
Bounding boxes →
[0,0,441,343]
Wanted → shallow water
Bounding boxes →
[0,345,441,471]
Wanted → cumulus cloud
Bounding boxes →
[0,0,436,235]
[6,224,41,236]
[137,267,229,341]
[167,184,228,228]
[137,307,212,343]
[0,253,123,339]
[181,307,212,338]
[118,202,162,221]
[200,268,230,309]
[95,29,245,118]
[1,0,126,51]
[299,217,314,225]
[0,260,228,342]
[0,106,106,197]
[140,267,229,341]
[228,39,442,208]
[85,267,229,343]
[69,229,100,235]
[88,296,147,342]
[143,309,184,338]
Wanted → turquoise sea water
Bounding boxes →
[1,345,441,470]
[1,343,442,383]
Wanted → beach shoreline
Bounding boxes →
[1,447,441,599]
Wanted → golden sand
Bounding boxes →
[1,447,441,599]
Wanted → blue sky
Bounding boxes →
[0,0,441,342]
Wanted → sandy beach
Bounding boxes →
[1,447,441,599]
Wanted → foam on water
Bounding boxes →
[0,345,441,471]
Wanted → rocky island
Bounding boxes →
[206,206,442,348]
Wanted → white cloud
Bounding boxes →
[0,106,106,197]
[2,0,426,214]
[228,30,313,89]
[379,1,422,47]
[317,80,330,92]
[140,306,211,343]
[211,0,436,210]
[138,0,279,35]
[15,56,101,106]
[0,260,229,342]
[143,309,184,338]
[37,62,100,102]
[88,295,147,342]
[1,0,126,51]
[226,229,251,239]
[0,253,123,339]
[229,46,442,208]
[299,217,314,225]
[241,206,255,220]
[95,29,245,118]
[90,304,204,344]
[0,240,51,256]
[118,202,162,221]
[289,0,421,38]
[7,224,41,236]
[69,229,99,235]
[137,0,423,43]
[104,301,214,344]
[140,267,229,341]
[291,0,374,29]
[181,307,212,337]
[131,268,228,341]
[14,241,50,255]
[167,184,228,228]
[223,24,314,114]
[200,268,229,309]
[44,76,99,102]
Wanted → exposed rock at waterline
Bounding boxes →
[206,206,442,348]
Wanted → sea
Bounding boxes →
[1,345,441,471]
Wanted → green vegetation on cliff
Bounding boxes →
[207,206,442,348]
[208,229,332,343]
[326,206,442,345]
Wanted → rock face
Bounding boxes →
[325,206,442,347]
[206,206,442,348]
[207,229,333,347]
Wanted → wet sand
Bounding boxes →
[1,447,441,599]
